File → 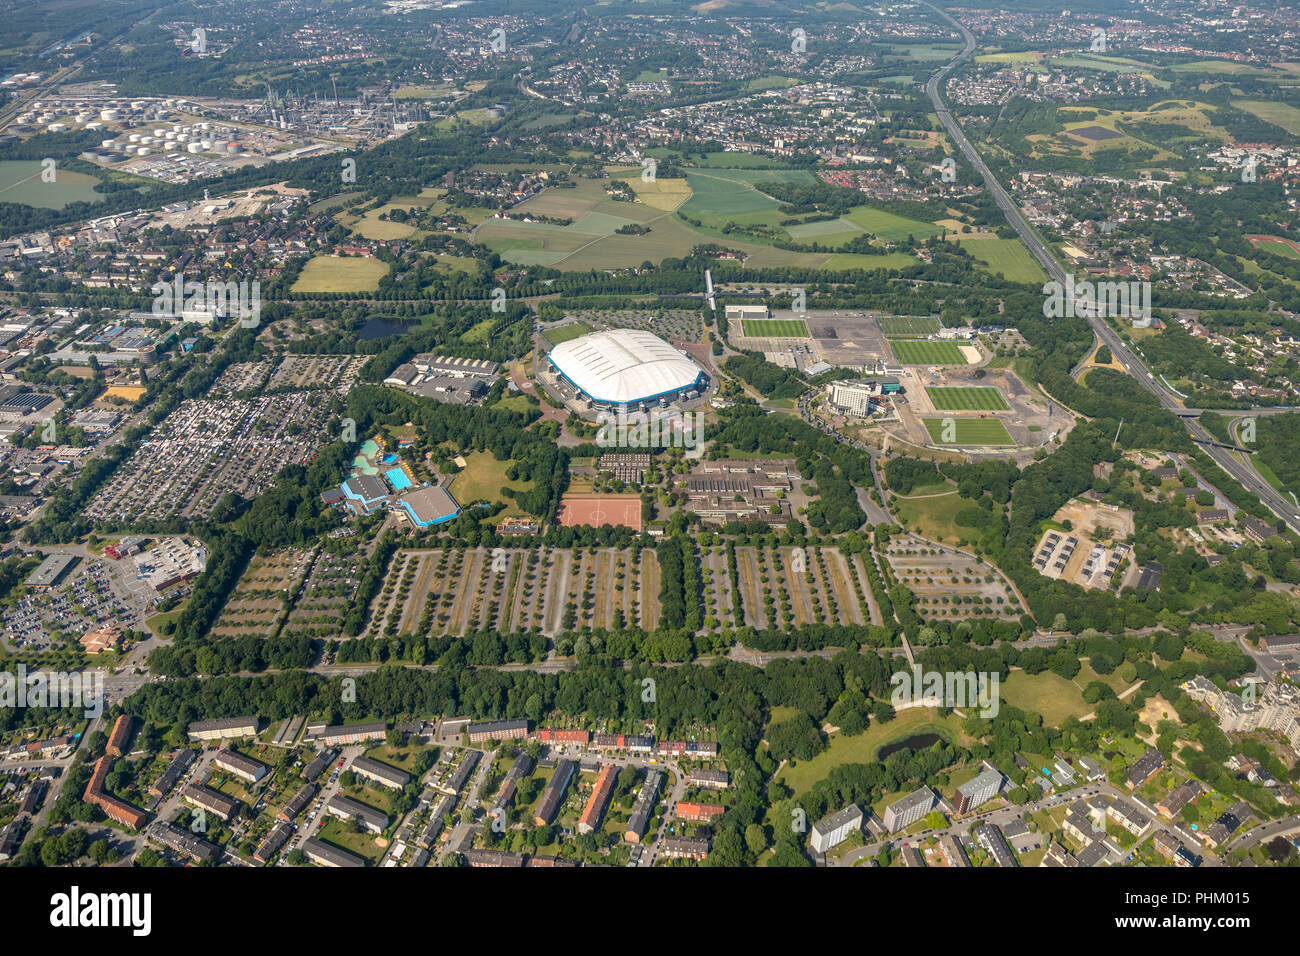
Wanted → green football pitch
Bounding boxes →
[742,318,809,337]
[877,316,942,337]
[890,339,967,365]
[924,418,1014,446]
[926,386,1009,411]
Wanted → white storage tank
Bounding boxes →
[137,147,150,156]
[187,141,204,153]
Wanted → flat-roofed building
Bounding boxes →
[187,716,258,742]
[810,803,863,854]
[350,755,411,791]
[26,553,77,589]
[954,766,1004,814]
[325,795,389,834]
[882,786,936,833]
[394,485,461,528]
[537,728,590,746]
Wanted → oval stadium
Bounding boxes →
[546,329,708,413]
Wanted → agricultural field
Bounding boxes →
[291,256,390,293]
[0,160,103,209]
[877,315,942,337]
[889,339,969,365]
[955,236,1046,283]
[742,318,809,338]
[925,386,1009,411]
[923,417,1015,446]
[1231,100,1300,136]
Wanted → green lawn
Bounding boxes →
[924,418,1014,446]
[878,316,942,337]
[776,708,963,796]
[542,321,594,348]
[742,318,809,338]
[926,386,1009,411]
[449,451,534,516]
[956,236,1047,283]
[890,340,968,365]
[999,670,1090,725]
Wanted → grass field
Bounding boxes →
[291,256,389,293]
[1247,235,1300,260]
[775,708,963,796]
[889,483,970,543]
[889,339,967,365]
[542,322,594,347]
[1000,669,1091,726]
[924,418,1015,446]
[926,386,1009,411]
[742,318,809,337]
[449,451,533,517]
[956,236,1047,283]
[878,315,941,337]
[0,160,102,209]
[843,205,942,242]
[1232,100,1300,135]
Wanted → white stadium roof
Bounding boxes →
[549,329,702,405]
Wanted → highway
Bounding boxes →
[920,1,1300,534]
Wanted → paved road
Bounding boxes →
[919,0,1300,534]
